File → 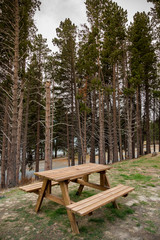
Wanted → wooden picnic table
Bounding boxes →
[32,163,134,234]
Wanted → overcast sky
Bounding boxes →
[34,0,153,51]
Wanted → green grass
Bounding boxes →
[105,203,134,222]
[120,173,152,182]
[4,217,19,222]
[136,222,141,227]
[145,220,157,234]
[147,183,156,187]
[152,165,159,168]
[88,217,105,224]
[140,201,148,205]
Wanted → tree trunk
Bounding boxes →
[22,94,29,179]
[50,80,54,169]
[99,90,106,164]
[127,96,132,159]
[45,81,51,170]
[83,109,87,163]
[159,102,160,152]
[106,94,113,163]
[132,100,135,159]
[72,51,84,165]
[83,80,87,164]
[71,81,75,166]
[55,144,57,158]
[6,122,11,187]
[145,82,151,154]
[1,97,9,188]
[66,113,70,166]
[16,89,24,184]
[153,98,156,152]
[90,89,96,163]
[8,0,19,187]
[112,64,118,162]
[35,103,40,173]
[136,87,140,158]
[117,70,123,161]
[138,91,143,155]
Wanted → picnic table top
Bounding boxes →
[34,163,112,182]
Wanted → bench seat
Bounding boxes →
[67,184,134,216]
[19,181,58,193]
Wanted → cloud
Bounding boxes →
[34,0,87,50]
[34,0,153,51]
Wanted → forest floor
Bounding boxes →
[0,154,160,240]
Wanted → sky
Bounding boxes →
[34,0,153,51]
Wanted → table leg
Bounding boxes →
[46,180,51,194]
[100,171,119,209]
[100,171,110,188]
[35,179,49,213]
[60,181,79,234]
[76,175,88,196]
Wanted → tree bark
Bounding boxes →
[50,80,54,169]
[106,94,113,163]
[66,113,70,166]
[90,89,96,163]
[127,96,132,159]
[99,90,106,164]
[16,88,24,184]
[112,64,118,162]
[6,122,11,188]
[145,82,151,154]
[83,109,87,163]
[132,99,135,159]
[22,94,29,179]
[136,87,140,158]
[153,98,156,152]
[45,81,51,170]
[35,103,40,173]
[159,102,160,152]
[1,97,9,188]
[117,68,123,161]
[71,50,84,164]
[71,81,75,166]
[8,0,19,187]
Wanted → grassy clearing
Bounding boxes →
[0,153,160,240]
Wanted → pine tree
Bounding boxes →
[128,12,157,155]
[53,18,77,165]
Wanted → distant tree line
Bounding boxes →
[0,0,160,188]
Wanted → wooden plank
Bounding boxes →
[35,163,110,177]
[72,186,132,212]
[71,185,128,212]
[45,193,75,205]
[73,179,108,191]
[45,193,65,206]
[55,167,109,181]
[99,172,118,207]
[34,163,112,182]
[60,181,79,234]
[68,185,124,209]
[105,175,111,188]
[35,179,49,213]
[46,180,51,194]
[78,187,134,216]
[67,185,134,216]
[100,171,106,187]
[19,181,58,192]
[76,175,88,196]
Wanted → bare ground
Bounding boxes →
[0,153,160,240]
